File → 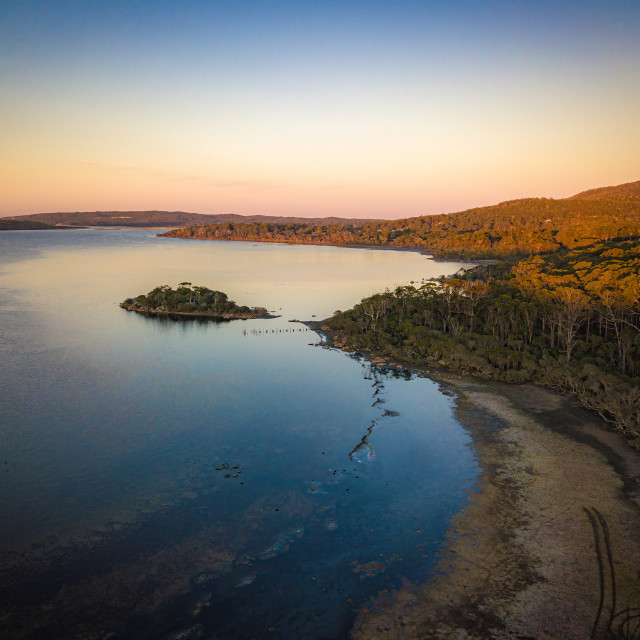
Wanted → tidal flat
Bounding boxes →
[347,369,640,639]
[310,317,640,637]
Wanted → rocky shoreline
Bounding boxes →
[312,322,640,639]
[119,300,268,320]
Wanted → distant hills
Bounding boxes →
[0,219,65,230]
[4,180,639,257]
[162,180,640,258]
[567,179,640,201]
[2,210,375,228]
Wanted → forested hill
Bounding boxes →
[568,179,640,201]
[161,181,640,258]
[3,211,375,228]
[325,237,640,444]
[0,219,65,230]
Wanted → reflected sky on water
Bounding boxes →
[0,230,478,639]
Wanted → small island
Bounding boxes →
[120,283,268,319]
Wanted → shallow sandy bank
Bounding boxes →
[344,368,640,639]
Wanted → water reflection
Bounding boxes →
[0,230,478,639]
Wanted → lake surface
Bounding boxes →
[0,230,479,639]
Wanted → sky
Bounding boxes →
[1,0,639,219]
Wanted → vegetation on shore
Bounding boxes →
[156,181,640,443]
[0,219,67,230]
[120,283,267,319]
[324,239,640,445]
[160,181,640,259]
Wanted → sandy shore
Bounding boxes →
[311,326,640,639]
[347,373,640,639]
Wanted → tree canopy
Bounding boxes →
[120,283,267,319]
[325,239,640,445]
[161,190,640,259]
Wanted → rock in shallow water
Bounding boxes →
[234,572,256,588]
[259,526,304,560]
[163,624,204,640]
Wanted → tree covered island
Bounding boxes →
[120,283,267,319]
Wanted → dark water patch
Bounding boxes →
[0,494,215,609]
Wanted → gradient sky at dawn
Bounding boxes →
[1,0,639,219]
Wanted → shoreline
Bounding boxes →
[309,322,640,639]
[119,301,269,320]
[157,233,490,264]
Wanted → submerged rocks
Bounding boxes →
[349,437,376,463]
[163,624,204,640]
[233,572,256,588]
[325,518,339,531]
[259,538,290,561]
[350,560,385,577]
[260,527,304,560]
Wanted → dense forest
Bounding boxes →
[120,283,267,319]
[325,239,640,444]
[161,182,640,258]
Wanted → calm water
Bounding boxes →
[0,230,479,640]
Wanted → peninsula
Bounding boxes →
[120,283,267,319]
[159,179,640,259]
[323,236,640,446]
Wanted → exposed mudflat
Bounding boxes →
[347,373,640,639]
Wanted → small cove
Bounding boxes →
[0,230,478,639]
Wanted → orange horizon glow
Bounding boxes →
[1,2,639,220]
